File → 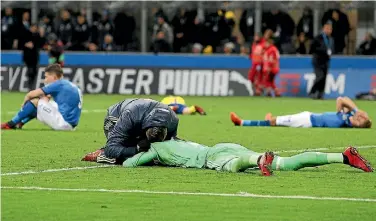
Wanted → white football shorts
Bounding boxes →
[275,111,312,128]
[37,99,73,131]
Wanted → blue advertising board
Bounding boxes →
[1,51,375,98]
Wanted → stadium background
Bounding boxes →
[1,1,376,99]
[1,1,376,221]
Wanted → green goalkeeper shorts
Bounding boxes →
[206,143,258,171]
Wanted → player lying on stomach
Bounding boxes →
[122,140,373,176]
[230,96,371,128]
[1,64,82,130]
[161,96,206,115]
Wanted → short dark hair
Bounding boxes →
[363,119,372,128]
[146,127,167,142]
[45,64,63,78]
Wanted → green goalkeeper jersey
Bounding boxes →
[123,140,210,168]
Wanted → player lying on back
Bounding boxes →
[1,64,82,130]
[123,140,373,176]
[230,96,371,128]
[161,96,206,115]
[82,98,179,164]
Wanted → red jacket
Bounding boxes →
[263,45,280,73]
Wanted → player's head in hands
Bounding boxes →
[352,113,372,128]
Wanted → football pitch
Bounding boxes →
[1,92,376,221]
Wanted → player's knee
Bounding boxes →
[30,98,39,107]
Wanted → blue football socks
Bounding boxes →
[242,120,271,126]
[21,116,36,124]
[8,101,37,127]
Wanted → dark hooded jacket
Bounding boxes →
[104,98,179,157]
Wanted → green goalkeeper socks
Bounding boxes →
[272,152,344,171]
[223,153,261,172]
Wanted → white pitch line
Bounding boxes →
[3,109,107,115]
[1,165,114,176]
[2,145,375,177]
[2,186,376,202]
[274,145,376,154]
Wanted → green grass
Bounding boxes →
[2,92,376,221]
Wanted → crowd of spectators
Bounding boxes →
[1,5,375,55]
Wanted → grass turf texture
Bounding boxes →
[1,92,376,221]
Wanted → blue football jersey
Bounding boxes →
[41,79,82,127]
[310,112,353,128]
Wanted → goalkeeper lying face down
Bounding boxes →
[122,140,373,176]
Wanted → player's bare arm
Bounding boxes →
[336,96,360,113]
[22,88,46,107]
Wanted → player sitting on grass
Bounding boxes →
[82,98,179,164]
[161,96,206,115]
[230,96,371,128]
[122,140,373,176]
[1,64,82,130]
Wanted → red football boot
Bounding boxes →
[258,152,274,176]
[343,147,373,172]
[81,149,104,162]
[1,123,14,130]
[194,105,207,115]
[230,112,242,126]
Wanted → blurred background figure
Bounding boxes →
[203,45,213,54]
[356,88,376,101]
[240,9,255,44]
[152,15,173,51]
[248,33,265,96]
[239,45,248,56]
[356,33,376,55]
[57,9,73,49]
[91,10,114,48]
[296,32,308,55]
[262,9,295,54]
[309,22,333,100]
[297,7,314,41]
[22,23,42,90]
[262,38,281,97]
[321,8,350,54]
[223,42,235,55]
[192,43,203,54]
[1,7,17,50]
[113,10,135,51]
[217,1,236,45]
[152,31,172,53]
[39,14,54,45]
[71,14,90,51]
[16,11,31,50]
[171,8,196,53]
[45,33,64,66]
[190,16,205,47]
[101,34,118,52]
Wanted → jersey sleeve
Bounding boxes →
[165,115,179,139]
[41,81,62,95]
[105,110,136,158]
[122,148,158,167]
